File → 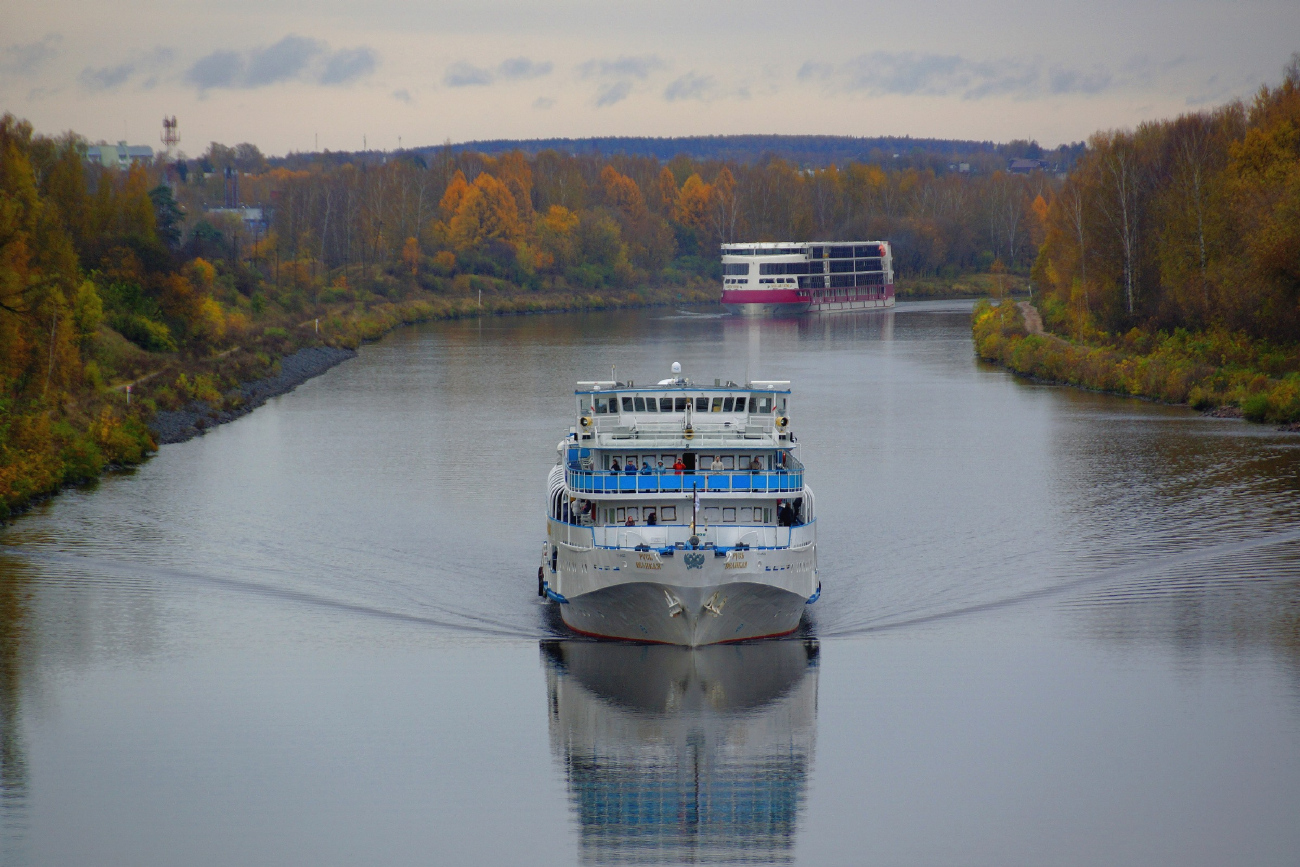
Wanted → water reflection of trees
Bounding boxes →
[541,640,819,865]
[0,558,30,852]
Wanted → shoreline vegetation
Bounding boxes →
[973,58,1300,430]
[973,300,1300,428]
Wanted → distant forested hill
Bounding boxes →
[272,135,1083,174]
[425,135,998,164]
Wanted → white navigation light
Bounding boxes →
[671,362,681,374]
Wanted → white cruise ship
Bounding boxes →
[720,241,895,315]
[540,364,818,645]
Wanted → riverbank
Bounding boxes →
[1,284,712,523]
[897,272,1029,300]
[148,346,357,444]
[972,300,1300,427]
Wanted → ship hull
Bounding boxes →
[721,285,896,316]
[720,287,809,317]
[545,535,817,645]
[723,301,811,316]
[808,295,895,313]
[559,579,808,645]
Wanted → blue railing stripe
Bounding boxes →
[564,470,804,494]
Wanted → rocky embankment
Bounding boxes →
[149,346,357,445]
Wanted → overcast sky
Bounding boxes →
[3,0,1297,156]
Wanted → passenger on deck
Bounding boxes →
[710,456,724,472]
[777,500,796,527]
[673,458,685,475]
[750,457,763,472]
[609,460,620,475]
[656,461,665,473]
[646,511,657,526]
[640,461,652,475]
[624,460,636,475]
[625,515,636,526]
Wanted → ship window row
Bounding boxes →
[592,395,779,414]
[811,245,885,259]
[722,247,804,256]
[722,263,751,275]
[828,258,884,273]
[606,453,775,471]
[800,273,887,288]
[759,258,883,275]
[724,244,887,259]
[602,505,773,525]
[760,261,817,275]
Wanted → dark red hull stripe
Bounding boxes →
[721,285,895,305]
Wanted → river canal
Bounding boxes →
[2,301,1298,866]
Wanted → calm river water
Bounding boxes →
[2,301,1299,866]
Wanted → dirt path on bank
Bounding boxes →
[1017,301,1044,335]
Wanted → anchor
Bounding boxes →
[664,589,684,617]
[703,591,727,617]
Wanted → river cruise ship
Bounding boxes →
[720,241,895,315]
[540,364,818,645]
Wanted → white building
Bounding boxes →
[85,142,154,170]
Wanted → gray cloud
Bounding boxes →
[533,96,555,110]
[187,50,243,89]
[579,55,663,107]
[78,46,173,92]
[444,61,494,87]
[321,47,376,85]
[393,88,412,103]
[799,51,1130,100]
[186,36,375,91]
[595,80,632,107]
[499,57,552,80]
[244,36,323,87]
[1,34,61,76]
[1049,66,1113,95]
[445,56,552,87]
[579,55,663,80]
[79,63,135,91]
[664,72,714,101]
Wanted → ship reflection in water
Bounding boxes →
[541,639,819,864]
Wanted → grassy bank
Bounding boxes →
[972,300,1300,425]
[897,272,1029,299]
[0,281,713,523]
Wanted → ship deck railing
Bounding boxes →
[592,421,776,446]
[550,519,815,552]
[566,469,804,495]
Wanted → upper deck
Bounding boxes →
[720,241,895,301]
[574,379,792,448]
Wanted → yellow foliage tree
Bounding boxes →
[675,173,712,230]
[536,205,579,268]
[400,236,420,276]
[448,173,522,252]
[439,170,471,219]
[601,166,647,217]
[653,167,679,217]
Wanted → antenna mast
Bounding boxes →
[160,116,179,160]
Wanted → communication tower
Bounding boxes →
[160,116,179,159]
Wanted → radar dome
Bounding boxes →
[671,362,681,373]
